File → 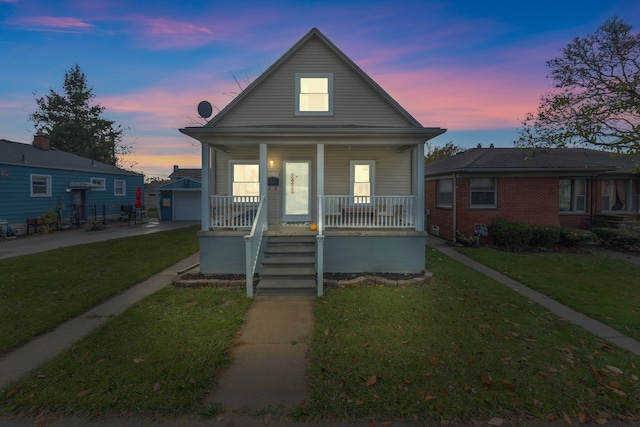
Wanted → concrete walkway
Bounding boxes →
[205,296,314,410]
[426,235,640,356]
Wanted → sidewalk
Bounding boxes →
[426,235,640,356]
[0,219,199,260]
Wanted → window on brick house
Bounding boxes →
[559,179,586,212]
[436,179,452,206]
[602,179,638,212]
[470,177,496,208]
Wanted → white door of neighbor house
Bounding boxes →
[283,161,311,223]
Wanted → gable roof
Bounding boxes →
[424,147,639,177]
[156,177,201,191]
[180,28,445,142]
[169,168,201,180]
[0,138,141,176]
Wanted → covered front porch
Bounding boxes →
[196,142,428,297]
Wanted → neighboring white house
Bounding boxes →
[180,28,446,296]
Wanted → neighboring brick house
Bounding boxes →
[424,147,640,243]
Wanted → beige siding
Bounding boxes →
[213,144,412,225]
[215,38,414,128]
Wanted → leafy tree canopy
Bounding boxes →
[425,141,465,165]
[516,17,640,154]
[30,64,133,166]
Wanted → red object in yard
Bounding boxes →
[134,186,143,208]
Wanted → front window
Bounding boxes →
[91,177,106,191]
[30,174,51,197]
[231,162,259,199]
[295,73,333,115]
[470,177,496,208]
[602,179,632,212]
[114,180,126,196]
[350,160,374,204]
[559,179,586,212]
[436,179,453,206]
[633,180,640,213]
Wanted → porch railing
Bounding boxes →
[319,195,417,229]
[244,197,267,297]
[209,196,262,229]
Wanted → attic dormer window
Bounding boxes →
[295,73,333,116]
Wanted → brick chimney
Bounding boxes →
[173,165,179,172]
[33,132,50,150]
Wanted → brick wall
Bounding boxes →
[426,176,595,242]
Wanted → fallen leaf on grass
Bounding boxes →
[578,413,588,424]
[133,358,144,364]
[153,382,161,393]
[263,413,272,425]
[488,417,504,426]
[594,417,608,425]
[324,329,329,336]
[562,412,573,425]
[381,419,393,426]
[366,375,377,386]
[76,390,89,398]
[605,365,623,375]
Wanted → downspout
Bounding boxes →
[452,172,457,242]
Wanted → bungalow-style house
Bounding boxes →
[424,146,640,243]
[0,134,144,234]
[180,28,445,296]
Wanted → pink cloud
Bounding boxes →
[16,16,94,30]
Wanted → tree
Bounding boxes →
[424,141,465,165]
[516,17,640,154]
[30,64,132,166]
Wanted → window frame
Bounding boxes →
[469,177,497,208]
[436,178,453,207]
[91,177,106,191]
[349,160,375,205]
[295,72,333,116]
[602,178,634,212]
[229,161,260,200]
[30,174,52,197]
[114,179,126,197]
[559,178,587,213]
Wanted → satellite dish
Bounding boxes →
[197,101,213,119]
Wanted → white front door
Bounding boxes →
[283,161,311,222]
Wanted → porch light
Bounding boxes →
[269,159,274,169]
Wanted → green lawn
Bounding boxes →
[1,243,639,424]
[457,247,640,342]
[303,248,640,424]
[0,225,199,355]
[0,287,251,417]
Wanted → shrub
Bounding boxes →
[491,218,596,251]
[593,227,640,252]
[491,218,534,251]
[558,227,597,246]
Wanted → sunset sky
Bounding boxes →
[1,0,639,179]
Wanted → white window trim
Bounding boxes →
[349,160,375,205]
[229,161,260,198]
[295,72,334,116]
[91,177,106,191]
[114,179,126,197]
[470,177,497,208]
[30,174,52,197]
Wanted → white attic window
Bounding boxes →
[295,73,333,116]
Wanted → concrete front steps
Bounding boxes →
[257,236,316,296]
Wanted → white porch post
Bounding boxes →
[259,143,268,219]
[416,144,425,231]
[201,144,211,231]
[316,143,324,297]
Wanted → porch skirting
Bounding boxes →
[198,229,426,275]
